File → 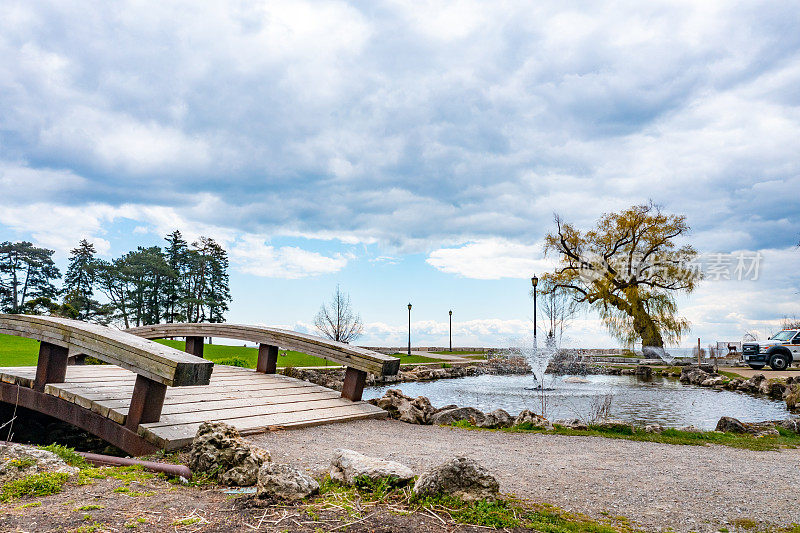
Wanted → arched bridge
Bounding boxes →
[0,315,397,455]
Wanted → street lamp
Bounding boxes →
[407,303,412,356]
[531,275,538,340]
[448,310,453,352]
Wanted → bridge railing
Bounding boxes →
[0,314,212,431]
[125,323,401,401]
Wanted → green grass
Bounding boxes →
[430,350,485,355]
[0,333,363,368]
[0,472,70,502]
[388,353,442,364]
[0,334,42,366]
[448,421,800,451]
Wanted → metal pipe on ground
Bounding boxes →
[0,441,192,479]
[77,452,192,479]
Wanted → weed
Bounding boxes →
[172,517,202,526]
[0,472,70,502]
[7,458,37,469]
[75,504,104,511]
[39,444,89,469]
[72,522,104,533]
[18,501,42,509]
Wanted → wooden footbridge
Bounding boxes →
[0,315,399,455]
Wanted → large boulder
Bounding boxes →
[414,457,499,502]
[256,463,319,500]
[715,417,780,438]
[330,449,413,486]
[370,389,437,424]
[430,407,486,426]
[189,422,271,486]
[513,410,552,429]
[716,416,749,433]
[477,409,513,429]
[680,366,715,385]
[0,443,79,486]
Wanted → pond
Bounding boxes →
[364,374,794,430]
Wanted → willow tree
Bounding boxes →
[543,203,701,349]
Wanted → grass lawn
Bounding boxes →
[0,333,434,369]
[451,420,800,452]
[0,334,42,366]
[430,350,485,355]
[388,353,444,364]
[0,333,360,369]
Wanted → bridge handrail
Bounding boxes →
[0,314,212,387]
[125,323,400,376]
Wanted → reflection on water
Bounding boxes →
[365,374,793,430]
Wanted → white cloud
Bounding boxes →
[426,239,555,279]
[229,235,349,279]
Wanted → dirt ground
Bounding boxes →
[250,419,800,532]
[0,467,546,533]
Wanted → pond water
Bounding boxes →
[364,374,794,430]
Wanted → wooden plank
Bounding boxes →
[125,323,400,375]
[0,315,213,386]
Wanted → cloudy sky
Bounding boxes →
[2,1,799,348]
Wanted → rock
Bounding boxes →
[716,416,749,433]
[763,380,787,399]
[725,378,743,391]
[677,425,703,433]
[784,384,800,409]
[701,377,726,387]
[715,417,780,437]
[189,421,271,486]
[739,374,765,393]
[329,449,413,486]
[431,407,486,426]
[635,366,653,378]
[372,389,437,424]
[514,410,553,429]
[595,419,633,432]
[554,419,589,430]
[644,424,664,434]
[777,419,800,433]
[477,409,513,429]
[256,463,319,500]
[680,366,714,385]
[413,457,499,502]
[0,443,79,486]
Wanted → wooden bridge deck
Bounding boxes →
[0,365,386,451]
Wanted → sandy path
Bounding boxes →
[248,419,800,532]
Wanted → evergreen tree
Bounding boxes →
[184,237,231,323]
[0,241,61,313]
[63,239,98,320]
[162,230,188,323]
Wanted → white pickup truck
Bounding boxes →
[741,329,800,370]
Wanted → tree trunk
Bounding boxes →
[630,298,664,348]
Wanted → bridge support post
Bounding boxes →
[125,375,167,431]
[185,336,204,358]
[34,342,69,392]
[341,367,367,402]
[256,344,279,374]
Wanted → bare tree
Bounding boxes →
[533,278,579,342]
[314,285,364,344]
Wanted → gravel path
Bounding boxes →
[248,419,800,532]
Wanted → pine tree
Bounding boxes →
[162,230,188,323]
[0,241,61,313]
[63,239,98,320]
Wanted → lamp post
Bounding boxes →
[407,303,412,356]
[448,310,453,352]
[531,275,538,340]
